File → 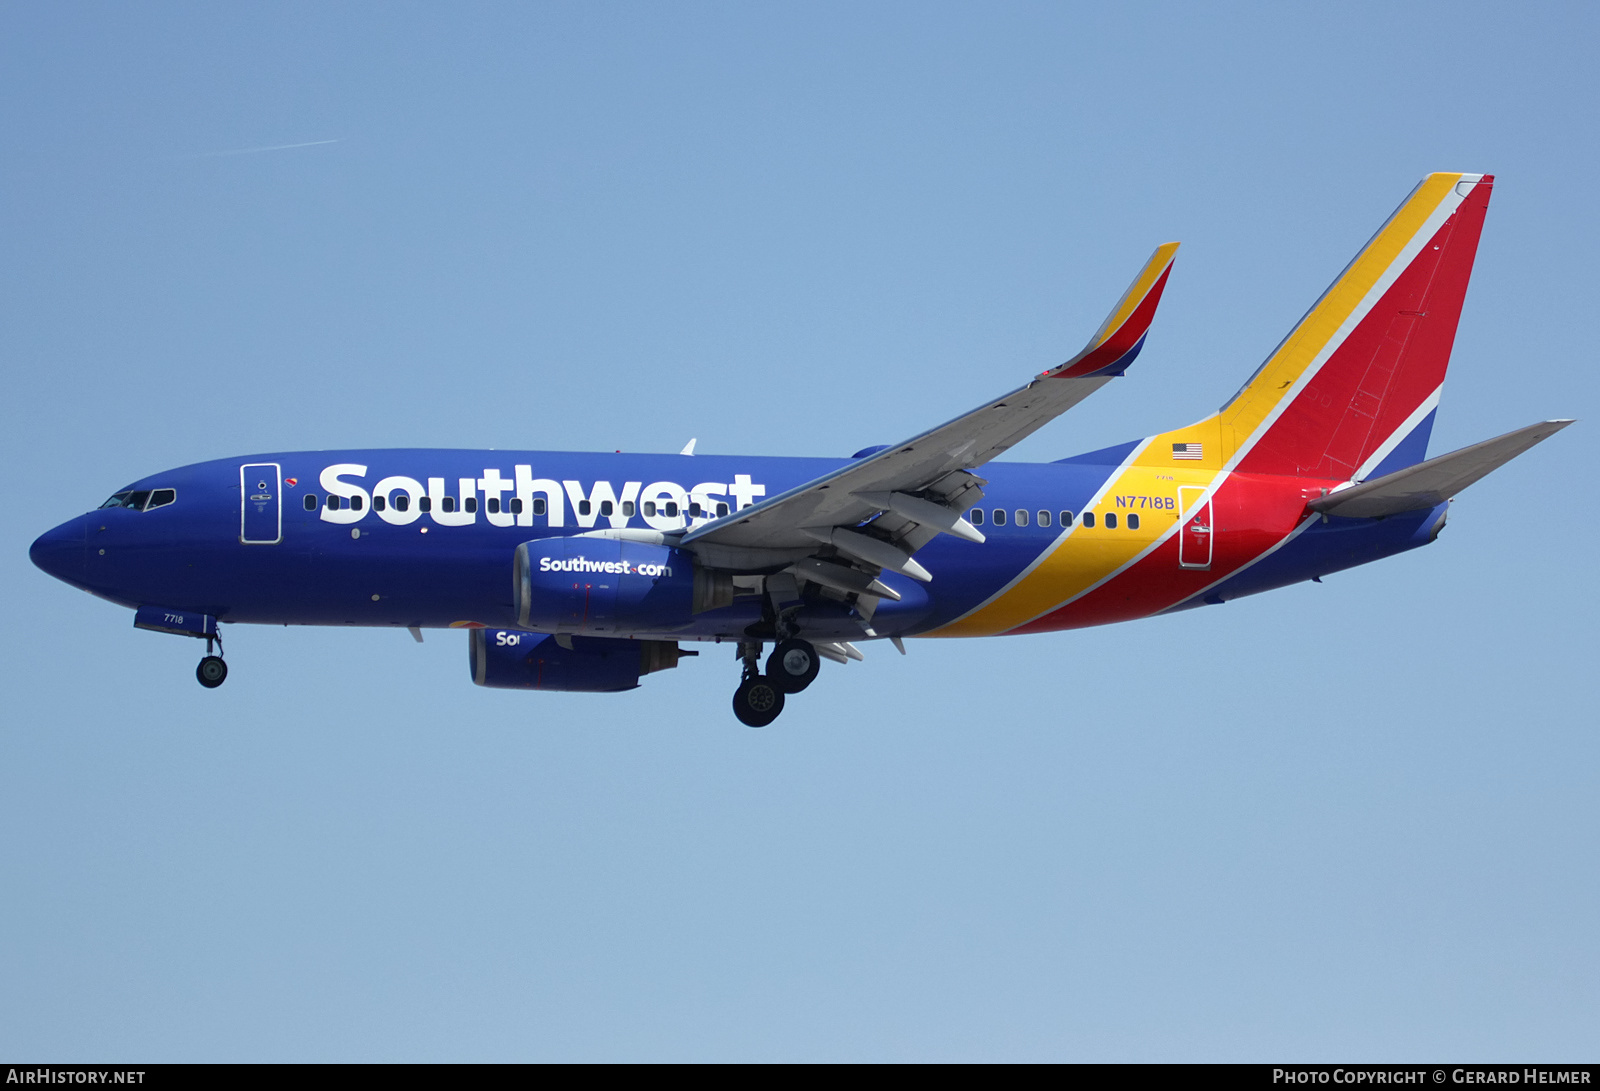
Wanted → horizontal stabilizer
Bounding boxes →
[1308,419,1573,518]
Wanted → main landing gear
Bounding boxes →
[766,638,820,693]
[196,633,227,689]
[731,637,819,727]
[733,672,784,728]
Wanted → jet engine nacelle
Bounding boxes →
[469,628,691,692]
[513,537,729,634]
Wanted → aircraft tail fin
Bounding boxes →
[1215,173,1494,480]
[1308,419,1573,518]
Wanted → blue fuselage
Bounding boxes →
[30,447,1443,644]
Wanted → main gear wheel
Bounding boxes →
[765,638,820,693]
[732,674,785,727]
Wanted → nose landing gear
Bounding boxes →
[197,656,228,688]
[196,633,227,689]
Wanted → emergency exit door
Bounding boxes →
[1178,485,1213,570]
[240,463,282,544]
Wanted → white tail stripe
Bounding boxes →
[1353,384,1443,481]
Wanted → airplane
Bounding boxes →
[29,172,1572,727]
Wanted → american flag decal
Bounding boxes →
[1172,443,1203,460]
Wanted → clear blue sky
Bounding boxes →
[3,1,1595,1061]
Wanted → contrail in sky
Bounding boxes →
[180,138,342,159]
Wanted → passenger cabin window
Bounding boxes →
[716,502,729,517]
[1128,513,1140,530]
[970,508,984,526]
[487,498,500,514]
[1060,510,1073,526]
[1037,510,1051,527]
[304,494,318,511]
[419,497,432,513]
[992,509,1007,526]
[373,495,386,512]
[510,498,523,514]
[350,495,363,512]
[600,500,613,517]
[395,495,410,512]
[665,502,679,517]
[622,501,636,517]
[442,497,456,513]
[1015,509,1029,527]
[643,501,657,517]
[531,498,546,516]
[1105,512,1118,529]
[326,494,339,511]
[465,497,478,514]
[577,500,591,516]
[1082,512,1095,528]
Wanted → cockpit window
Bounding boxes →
[97,488,175,512]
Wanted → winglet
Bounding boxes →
[1047,242,1179,379]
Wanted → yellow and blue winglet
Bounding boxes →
[1048,242,1180,379]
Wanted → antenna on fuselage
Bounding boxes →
[679,438,697,456]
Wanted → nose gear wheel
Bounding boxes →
[196,656,228,688]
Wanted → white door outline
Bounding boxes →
[1178,485,1213,570]
[240,462,283,545]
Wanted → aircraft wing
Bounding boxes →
[680,243,1178,577]
[1308,419,1574,519]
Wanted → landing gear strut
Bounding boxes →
[196,633,227,689]
[731,640,785,728]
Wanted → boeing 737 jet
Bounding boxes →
[30,173,1571,725]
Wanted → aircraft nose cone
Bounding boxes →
[30,519,87,587]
